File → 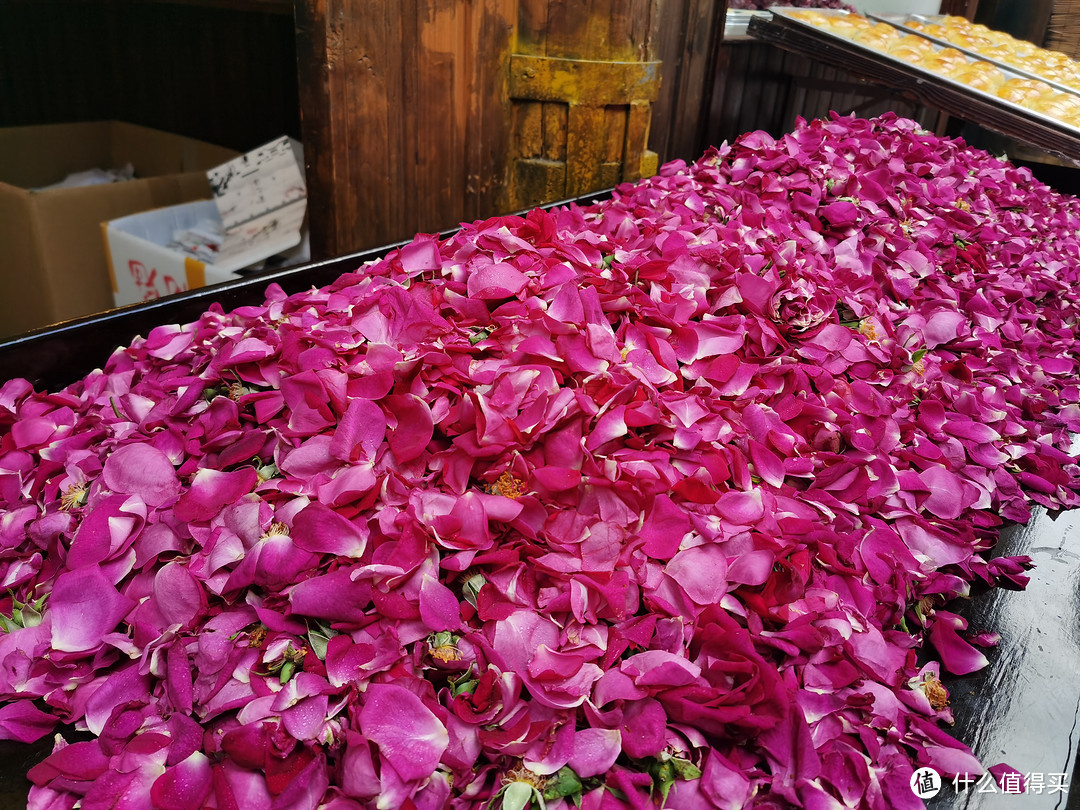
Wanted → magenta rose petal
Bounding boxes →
[928,613,991,676]
[0,700,57,743]
[716,489,765,525]
[466,262,529,299]
[386,394,434,464]
[173,468,257,523]
[419,574,463,631]
[102,444,181,507]
[567,727,621,778]
[149,752,213,810]
[152,562,206,629]
[49,567,135,654]
[290,502,368,558]
[665,544,729,605]
[359,683,449,783]
[331,398,385,463]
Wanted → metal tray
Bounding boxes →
[724,9,772,41]
[867,11,1080,98]
[770,7,1080,139]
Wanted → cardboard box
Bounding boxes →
[103,136,307,307]
[0,121,237,338]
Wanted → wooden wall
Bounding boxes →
[296,0,720,258]
[295,0,518,257]
[0,0,301,153]
[649,0,727,164]
[706,41,940,147]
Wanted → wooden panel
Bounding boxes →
[605,105,629,164]
[939,0,979,18]
[297,0,516,257]
[508,0,666,210]
[565,104,609,196]
[514,158,567,209]
[623,100,651,182]
[0,1,300,152]
[543,0,596,59]
[543,103,568,160]
[294,0,713,256]
[973,0,1051,45]
[706,39,939,148]
[516,101,545,158]
[509,54,661,105]
[648,0,728,163]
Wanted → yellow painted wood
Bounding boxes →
[509,54,662,105]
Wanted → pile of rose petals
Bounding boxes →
[2,113,1079,810]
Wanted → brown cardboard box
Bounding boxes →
[0,121,237,339]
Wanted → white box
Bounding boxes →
[103,136,306,307]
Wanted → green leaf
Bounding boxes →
[670,759,702,781]
[279,660,295,684]
[255,461,279,482]
[643,754,701,807]
[651,759,677,805]
[461,573,486,609]
[19,602,42,629]
[602,786,629,802]
[657,776,676,806]
[469,327,493,346]
[451,676,479,697]
[912,348,927,363]
[306,621,338,661]
[450,665,479,697]
[501,782,537,810]
[543,766,583,800]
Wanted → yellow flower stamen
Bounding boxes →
[503,764,549,791]
[923,673,950,711]
[248,625,268,648]
[263,521,290,538]
[431,644,463,663]
[428,631,463,663]
[489,472,526,500]
[59,482,89,511]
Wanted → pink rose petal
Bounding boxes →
[360,684,448,782]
